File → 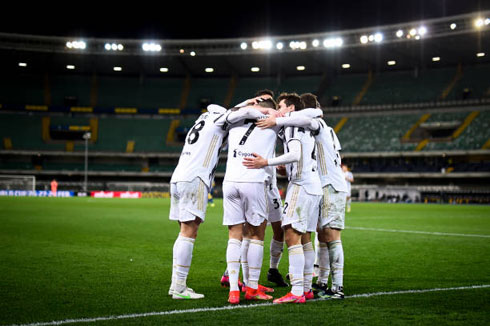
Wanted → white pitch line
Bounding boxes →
[4,284,489,326]
[346,226,490,238]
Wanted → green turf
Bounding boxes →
[0,198,489,325]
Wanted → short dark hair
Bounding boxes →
[300,93,320,109]
[277,92,304,111]
[256,98,277,109]
[255,89,275,98]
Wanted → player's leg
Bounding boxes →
[314,230,330,292]
[273,225,305,304]
[267,184,288,286]
[301,232,315,299]
[318,185,346,300]
[169,179,208,300]
[268,221,288,286]
[222,181,246,304]
[346,195,351,213]
[172,218,204,299]
[241,224,251,289]
[244,220,273,300]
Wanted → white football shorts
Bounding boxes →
[319,184,347,230]
[222,181,268,227]
[282,183,321,233]
[267,183,283,223]
[169,177,209,223]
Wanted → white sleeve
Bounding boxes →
[267,139,301,166]
[226,107,267,124]
[234,99,252,108]
[290,108,323,118]
[207,104,227,114]
[275,116,320,130]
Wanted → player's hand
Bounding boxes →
[276,165,287,176]
[243,153,268,169]
[257,116,277,129]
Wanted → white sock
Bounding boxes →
[226,239,242,291]
[247,239,264,290]
[303,242,315,292]
[328,240,344,292]
[314,233,320,266]
[170,236,178,290]
[174,235,195,292]
[269,239,284,269]
[318,242,330,285]
[241,238,251,286]
[288,244,305,296]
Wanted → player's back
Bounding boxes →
[171,112,227,188]
[225,118,278,183]
[280,125,322,195]
[313,118,347,192]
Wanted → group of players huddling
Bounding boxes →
[168,90,348,304]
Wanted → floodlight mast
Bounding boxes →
[83,132,91,192]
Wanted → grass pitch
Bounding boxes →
[0,198,489,325]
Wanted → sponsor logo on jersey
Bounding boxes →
[233,149,255,158]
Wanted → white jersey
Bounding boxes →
[278,123,322,196]
[313,119,348,192]
[344,170,353,195]
[224,110,280,183]
[171,111,228,188]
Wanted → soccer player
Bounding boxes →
[244,93,322,304]
[222,98,280,304]
[342,164,354,213]
[50,179,58,197]
[168,103,266,300]
[257,93,348,300]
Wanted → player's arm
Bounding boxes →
[207,104,227,114]
[257,114,320,131]
[243,139,301,169]
[225,107,267,124]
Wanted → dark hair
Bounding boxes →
[254,89,275,98]
[300,93,320,109]
[277,92,304,111]
[256,98,277,109]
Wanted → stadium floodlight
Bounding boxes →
[368,34,375,42]
[113,66,122,71]
[299,41,307,49]
[240,42,247,50]
[396,29,404,38]
[415,35,421,40]
[387,60,396,66]
[190,51,196,56]
[450,23,457,30]
[418,26,427,36]
[66,65,75,70]
[312,39,320,47]
[104,43,111,50]
[323,37,343,48]
[296,65,305,71]
[117,44,124,51]
[252,39,272,50]
[205,67,214,73]
[342,63,351,69]
[474,18,484,28]
[18,62,27,67]
[179,49,185,54]
[476,52,485,57]
[66,40,86,50]
[374,33,383,43]
[160,67,169,73]
[251,67,260,72]
[360,35,368,44]
[432,57,440,62]
[142,42,161,52]
[409,28,417,36]
[276,42,284,50]
[486,18,490,25]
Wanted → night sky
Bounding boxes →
[1,0,488,39]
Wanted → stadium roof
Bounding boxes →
[0,8,489,77]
